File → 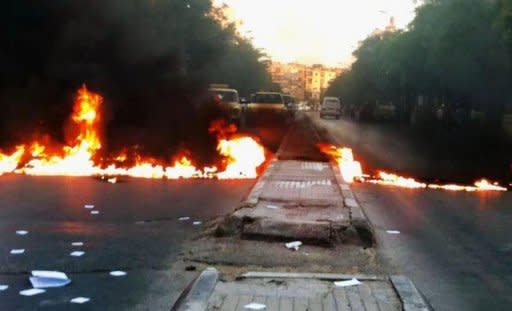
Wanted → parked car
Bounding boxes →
[208,85,241,122]
[320,97,341,119]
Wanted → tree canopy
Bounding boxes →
[327,0,512,124]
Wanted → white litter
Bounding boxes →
[109,271,127,277]
[70,297,90,304]
[71,242,84,246]
[84,204,95,209]
[266,205,280,209]
[16,230,29,235]
[334,278,362,287]
[30,270,71,288]
[193,221,202,225]
[19,288,46,296]
[0,285,8,291]
[244,302,266,310]
[285,241,302,251]
[178,217,190,221]
[386,230,401,234]
[10,249,25,255]
[107,177,117,184]
[70,251,85,257]
[90,210,99,215]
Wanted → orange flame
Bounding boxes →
[318,143,362,183]
[319,143,507,192]
[0,145,25,176]
[3,85,267,180]
[217,137,266,179]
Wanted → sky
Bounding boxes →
[214,0,420,67]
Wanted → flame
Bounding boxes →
[371,172,427,189]
[3,85,266,180]
[319,143,507,192]
[318,143,362,183]
[0,145,25,176]
[217,137,266,179]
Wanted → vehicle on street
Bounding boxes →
[208,84,242,122]
[319,96,341,119]
[282,94,297,116]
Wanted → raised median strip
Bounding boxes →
[217,117,375,246]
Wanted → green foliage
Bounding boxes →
[327,0,512,120]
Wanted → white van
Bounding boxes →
[320,97,341,119]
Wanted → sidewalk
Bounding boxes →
[174,268,431,311]
[217,116,373,246]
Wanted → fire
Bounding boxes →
[319,143,507,192]
[371,172,427,189]
[1,85,267,180]
[0,146,25,176]
[318,143,362,183]
[217,137,266,179]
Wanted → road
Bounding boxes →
[0,175,254,310]
[312,113,512,310]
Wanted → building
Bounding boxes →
[267,62,343,101]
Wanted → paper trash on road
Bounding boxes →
[193,221,202,225]
[244,302,266,310]
[16,230,29,235]
[109,271,127,277]
[266,205,280,209]
[84,204,95,209]
[90,210,99,215]
[10,249,25,255]
[334,278,362,287]
[70,297,90,304]
[386,230,401,234]
[178,216,190,221]
[0,285,8,291]
[70,251,85,257]
[19,288,46,296]
[285,241,302,251]
[30,270,71,288]
[71,242,84,246]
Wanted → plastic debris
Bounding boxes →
[71,242,84,246]
[10,249,25,255]
[334,278,362,287]
[266,205,279,209]
[19,288,46,296]
[30,270,71,288]
[16,230,29,235]
[108,177,117,184]
[109,271,127,277]
[285,241,302,251]
[0,285,8,291]
[386,230,400,234]
[84,204,95,209]
[178,216,190,221]
[193,221,202,225]
[90,210,99,215]
[70,251,85,257]
[244,302,266,310]
[70,297,90,304]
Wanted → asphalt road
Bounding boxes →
[312,113,512,310]
[0,175,254,310]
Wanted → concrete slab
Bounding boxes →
[201,274,413,311]
[221,202,350,244]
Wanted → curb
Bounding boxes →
[390,275,433,311]
[241,159,277,207]
[307,114,376,246]
[171,267,219,311]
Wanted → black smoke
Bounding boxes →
[0,0,234,165]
